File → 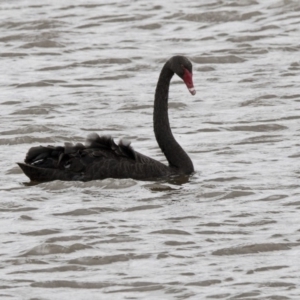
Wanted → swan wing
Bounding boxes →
[18,133,171,181]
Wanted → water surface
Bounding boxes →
[1,0,300,299]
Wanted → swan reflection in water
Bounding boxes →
[18,56,196,182]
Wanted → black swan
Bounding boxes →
[18,56,196,182]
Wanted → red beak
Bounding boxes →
[183,68,196,95]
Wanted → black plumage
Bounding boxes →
[18,56,196,182]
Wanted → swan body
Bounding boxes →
[18,56,196,182]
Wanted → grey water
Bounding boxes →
[1,0,300,299]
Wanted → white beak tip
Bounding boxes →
[189,88,196,95]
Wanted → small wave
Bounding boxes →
[192,55,246,64]
[1,125,53,135]
[20,40,64,48]
[53,207,117,216]
[212,243,299,255]
[68,253,150,265]
[20,243,91,256]
[150,229,191,235]
[227,124,287,132]
[0,136,56,145]
[39,178,137,190]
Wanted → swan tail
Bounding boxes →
[17,162,81,182]
[18,133,139,182]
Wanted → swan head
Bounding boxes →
[168,56,196,95]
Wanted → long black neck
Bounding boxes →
[153,62,194,174]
